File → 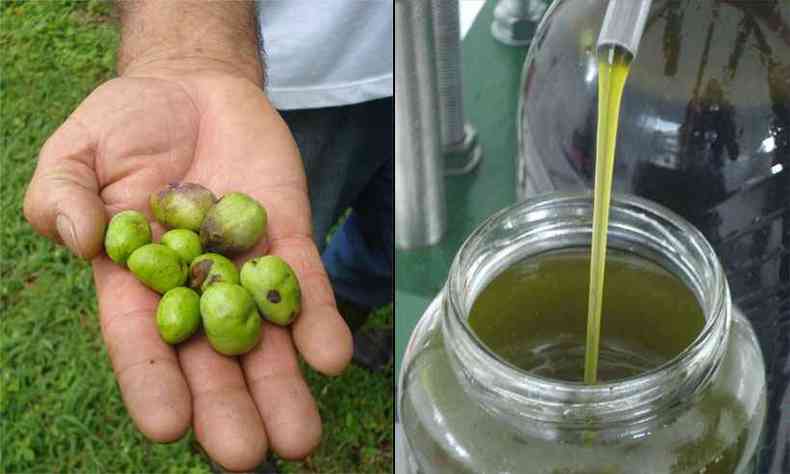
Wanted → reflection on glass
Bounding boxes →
[516,1,789,470]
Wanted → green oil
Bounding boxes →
[585,45,634,384]
[468,250,705,382]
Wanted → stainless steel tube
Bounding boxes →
[395,0,446,249]
[597,0,653,57]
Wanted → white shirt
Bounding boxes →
[257,1,394,110]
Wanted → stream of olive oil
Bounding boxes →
[584,45,634,384]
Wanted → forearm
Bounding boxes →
[116,0,263,84]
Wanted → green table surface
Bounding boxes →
[395,2,529,377]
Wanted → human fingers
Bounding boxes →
[178,334,269,472]
[24,113,106,259]
[269,236,353,377]
[93,256,192,442]
[241,323,321,460]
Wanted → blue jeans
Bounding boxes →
[280,98,393,310]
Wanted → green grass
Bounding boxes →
[0,2,393,473]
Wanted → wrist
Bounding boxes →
[116,0,263,85]
[119,52,263,86]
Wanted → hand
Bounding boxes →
[23,63,353,472]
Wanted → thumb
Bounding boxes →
[24,116,107,259]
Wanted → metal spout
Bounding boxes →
[597,0,653,58]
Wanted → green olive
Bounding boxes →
[156,287,201,344]
[104,210,151,266]
[161,229,203,264]
[200,192,267,255]
[150,182,217,231]
[189,253,239,293]
[127,243,188,294]
[200,283,262,356]
[240,256,301,326]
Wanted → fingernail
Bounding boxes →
[56,214,81,257]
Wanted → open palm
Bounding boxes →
[24,71,352,471]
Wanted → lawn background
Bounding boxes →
[0,1,393,472]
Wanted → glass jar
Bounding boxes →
[514,3,788,468]
[398,193,766,474]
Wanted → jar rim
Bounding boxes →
[443,192,730,432]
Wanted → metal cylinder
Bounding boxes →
[430,0,465,148]
[431,0,483,175]
[597,0,653,58]
[395,0,446,249]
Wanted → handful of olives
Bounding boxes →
[103,183,302,356]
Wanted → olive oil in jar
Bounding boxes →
[468,250,705,382]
